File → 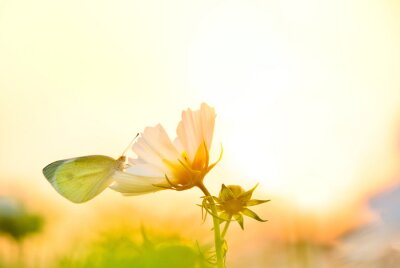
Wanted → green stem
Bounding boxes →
[221,220,231,239]
[197,183,225,268]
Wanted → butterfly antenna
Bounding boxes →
[121,133,139,157]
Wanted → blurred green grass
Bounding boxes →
[0,197,214,268]
[55,228,212,268]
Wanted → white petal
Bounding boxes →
[131,124,180,169]
[124,164,164,177]
[132,140,163,167]
[200,103,216,149]
[176,103,216,160]
[173,137,184,152]
[127,157,146,165]
[109,171,165,195]
[141,124,180,160]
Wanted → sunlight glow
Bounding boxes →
[0,0,399,248]
[188,0,400,211]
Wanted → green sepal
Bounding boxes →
[242,208,267,222]
[238,183,258,202]
[246,199,270,206]
[219,184,234,200]
[234,214,244,230]
[222,239,228,258]
[219,212,232,222]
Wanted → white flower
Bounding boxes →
[110,103,221,195]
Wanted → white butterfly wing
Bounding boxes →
[43,155,118,203]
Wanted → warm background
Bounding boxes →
[1,0,400,267]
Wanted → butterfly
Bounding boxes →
[42,135,138,203]
[43,155,127,203]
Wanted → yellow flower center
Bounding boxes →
[163,144,209,189]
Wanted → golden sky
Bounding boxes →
[1,0,400,243]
